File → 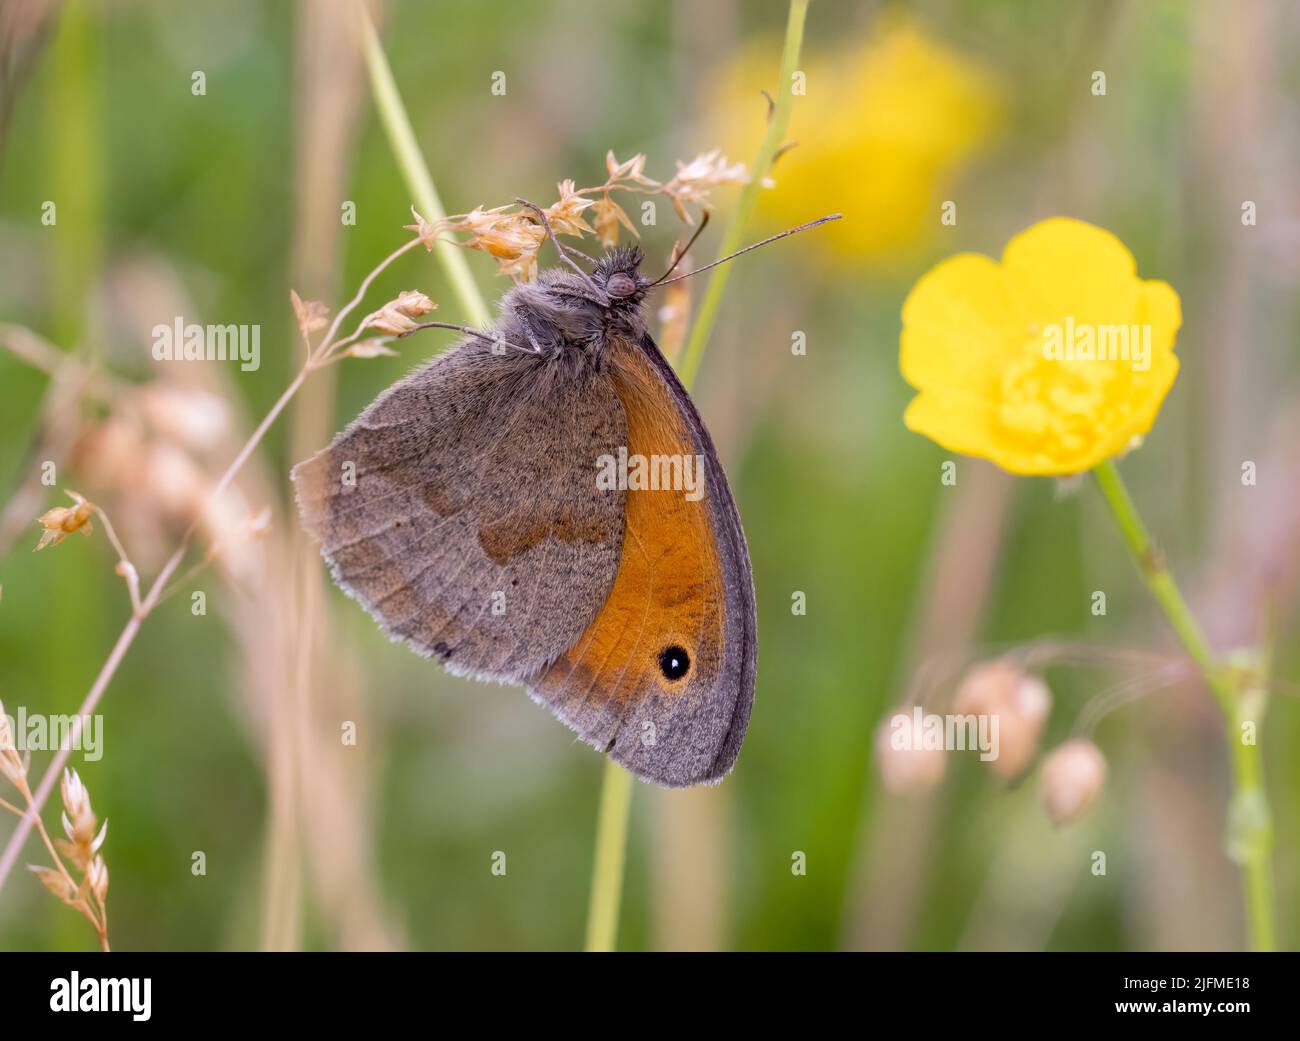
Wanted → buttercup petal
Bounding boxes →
[903,389,997,459]
[1116,352,1180,451]
[900,252,1017,391]
[1137,278,1182,359]
[1002,217,1140,330]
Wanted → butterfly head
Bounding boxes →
[592,246,649,308]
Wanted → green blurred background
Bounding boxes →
[1,0,1296,951]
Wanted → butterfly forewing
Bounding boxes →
[293,340,627,680]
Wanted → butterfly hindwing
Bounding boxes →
[527,333,757,786]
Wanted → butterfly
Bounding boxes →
[293,205,837,786]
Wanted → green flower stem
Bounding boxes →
[583,0,811,953]
[1093,462,1226,707]
[1093,459,1275,952]
[358,7,490,327]
[677,0,810,388]
[584,759,634,952]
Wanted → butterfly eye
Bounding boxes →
[658,645,690,681]
[606,272,636,299]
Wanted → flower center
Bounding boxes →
[995,340,1134,463]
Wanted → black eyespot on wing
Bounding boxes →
[658,645,690,681]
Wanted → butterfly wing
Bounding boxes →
[293,340,628,681]
[527,332,757,787]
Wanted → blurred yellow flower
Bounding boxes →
[709,19,1001,263]
[900,218,1182,476]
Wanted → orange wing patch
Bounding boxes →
[533,337,726,715]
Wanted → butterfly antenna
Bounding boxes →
[650,211,711,284]
[516,197,603,291]
[649,213,842,288]
[560,241,601,266]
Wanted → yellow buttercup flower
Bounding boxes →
[708,19,1002,264]
[900,218,1182,476]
